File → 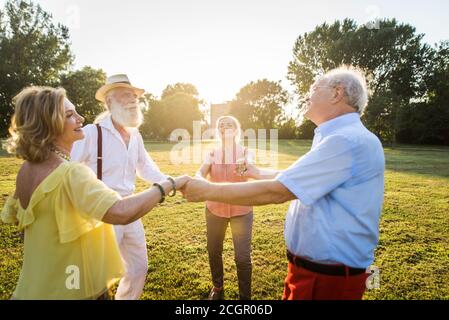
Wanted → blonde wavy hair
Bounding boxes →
[5,86,66,163]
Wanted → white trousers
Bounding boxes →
[114,219,148,300]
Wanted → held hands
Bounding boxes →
[173,175,191,190]
[169,175,211,203]
[176,161,262,203]
[178,177,212,202]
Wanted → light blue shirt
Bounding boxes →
[276,113,385,268]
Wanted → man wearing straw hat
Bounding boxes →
[71,74,167,300]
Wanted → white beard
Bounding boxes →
[109,100,143,128]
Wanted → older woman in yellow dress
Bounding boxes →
[1,86,189,300]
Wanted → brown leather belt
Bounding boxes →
[287,250,366,276]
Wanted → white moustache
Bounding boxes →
[125,104,139,110]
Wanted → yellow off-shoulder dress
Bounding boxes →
[1,162,125,300]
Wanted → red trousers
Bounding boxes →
[282,262,369,300]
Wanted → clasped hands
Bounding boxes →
[173,162,258,202]
[172,175,209,202]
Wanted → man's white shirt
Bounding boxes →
[71,114,166,196]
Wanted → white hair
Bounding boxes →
[321,66,369,114]
[93,90,115,124]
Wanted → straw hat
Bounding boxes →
[95,74,145,102]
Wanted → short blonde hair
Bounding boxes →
[5,86,66,163]
[216,115,242,142]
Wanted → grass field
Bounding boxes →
[1,140,448,300]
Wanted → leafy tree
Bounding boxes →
[287,18,433,144]
[141,84,204,139]
[60,67,107,124]
[0,0,73,135]
[278,117,299,139]
[161,83,199,100]
[140,93,166,139]
[423,41,449,145]
[297,119,316,140]
[229,79,290,130]
[398,41,449,145]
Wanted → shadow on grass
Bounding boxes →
[254,140,449,179]
[384,146,449,179]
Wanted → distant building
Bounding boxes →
[210,102,231,128]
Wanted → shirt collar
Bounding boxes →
[314,112,361,137]
[98,113,115,131]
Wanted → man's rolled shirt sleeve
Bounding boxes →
[276,135,354,206]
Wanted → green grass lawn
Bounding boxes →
[0,140,448,300]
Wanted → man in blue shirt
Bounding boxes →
[181,66,385,300]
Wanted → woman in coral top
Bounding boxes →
[1,86,189,299]
[197,115,255,300]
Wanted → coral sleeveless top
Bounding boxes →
[206,144,253,218]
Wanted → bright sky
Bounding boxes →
[2,0,449,105]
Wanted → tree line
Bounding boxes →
[1,0,448,144]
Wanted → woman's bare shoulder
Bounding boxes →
[15,161,31,187]
[15,159,64,207]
